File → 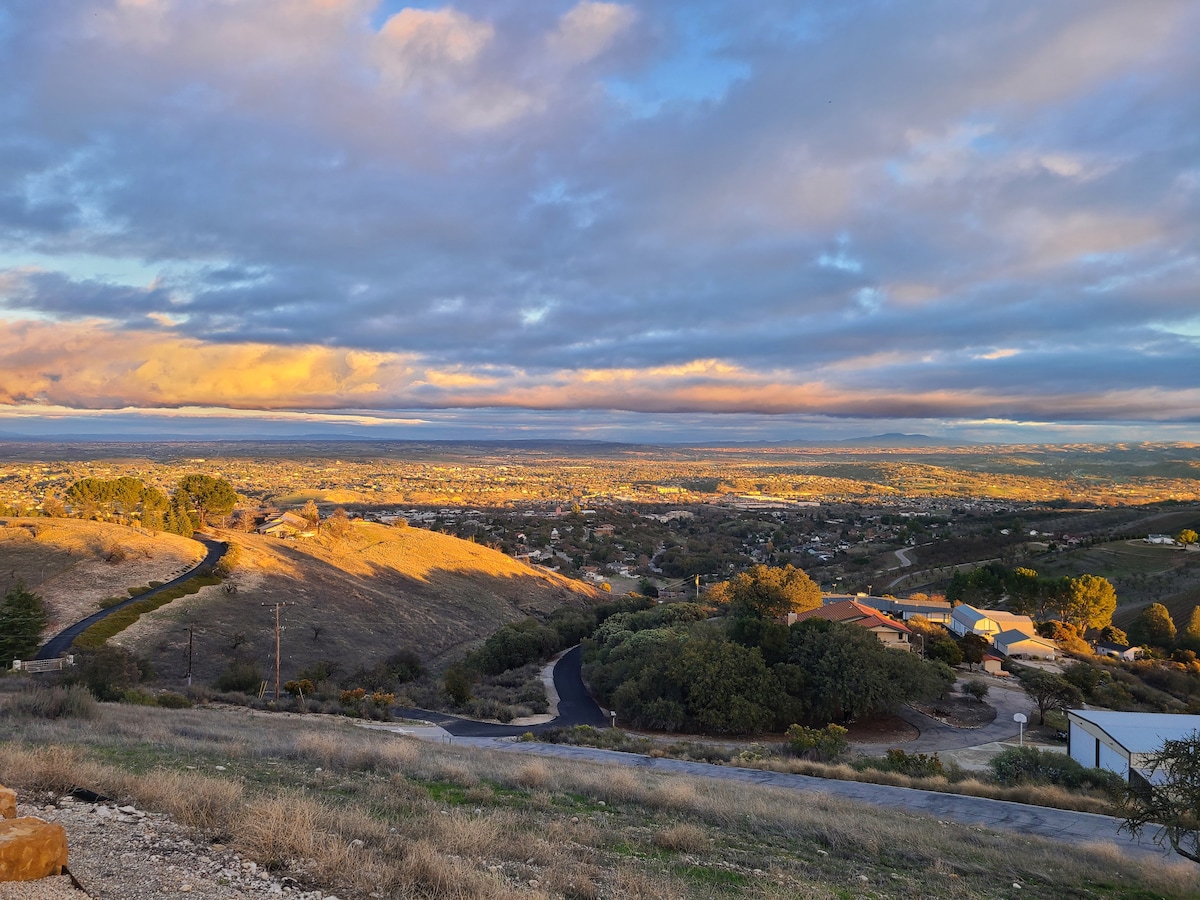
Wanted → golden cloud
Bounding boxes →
[2,319,1198,423]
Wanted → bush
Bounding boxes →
[785,723,849,762]
[989,746,1124,796]
[215,659,263,693]
[68,645,152,701]
[156,691,192,709]
[869,748,945,778]
[3,685,98,720]
[962,680,989,701]
[73,572,222,650]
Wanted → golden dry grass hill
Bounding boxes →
[115,521,602,684]
[0,517,205,636]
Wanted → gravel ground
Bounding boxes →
[3,796,345,900]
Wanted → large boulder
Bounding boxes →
[0,817,69,881]
[0,786,15,820]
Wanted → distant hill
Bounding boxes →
[116,521,603,684]
[0,518,206,636]
[687,433,973,449]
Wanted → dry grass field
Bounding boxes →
[1,693,1197,899]
[0,518,204,635]
[117,521,602,684]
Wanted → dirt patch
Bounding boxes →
[911,694,997,728]
[844,713,919,744]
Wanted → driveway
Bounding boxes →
[36,536,227,659]
[884,678,1033,753]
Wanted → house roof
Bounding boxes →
[952,605,990,625]
[792,600,911,634]
[1068,710,1200,755]
[993,629,1056,649]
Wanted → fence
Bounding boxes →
[11,656,74,674]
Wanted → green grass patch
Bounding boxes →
[73,572,222,649]
[672,863,749,889]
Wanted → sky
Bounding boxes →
[1,0,1198,445]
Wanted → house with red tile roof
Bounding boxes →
[787,600,915,652]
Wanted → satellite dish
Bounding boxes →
[1013,713,1027,724]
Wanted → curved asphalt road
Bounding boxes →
[36,536,227,660]
[393,644,608,737]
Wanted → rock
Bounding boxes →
[0,817,69,882]
[0,789,16,821]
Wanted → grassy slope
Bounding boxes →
[0,517,205,635]
[117,521,602,683]
[1,696,1197,900]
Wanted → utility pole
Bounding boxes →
[262,602,292,700]
[186,625,194,686]
[695,574,700,600]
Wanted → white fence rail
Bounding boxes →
[12,656,74,673]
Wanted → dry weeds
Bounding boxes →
[2,700,1199,899]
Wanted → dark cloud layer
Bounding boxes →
[0,0,1197,440]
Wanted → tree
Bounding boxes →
[719,564,821,620]
[0,580,48,665]
[300,500,320,531]
[1178,607,1200,654]
[1020,669,1082,725]
[1061,574,1117,631]
[1007,567,1042,617]
[1178,529,1198,548]
[324,507,352,539]
[174,474,238,527]
[1129,603,1177,648]
[41,489,65,518]
[960,633,988,671]
[1120,730,1200,862]
[1100,624,1129,646]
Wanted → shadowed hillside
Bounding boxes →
[0,518,205,635]
[116,521,603,684]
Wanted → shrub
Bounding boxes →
[785,723,849,762]
[989,746,1124,796]
[874,748,944,778]
[156,691,192,709]
[962,680,989,701]
[216,659,263,693]
[3,685,97,720]
[68,645,152,701]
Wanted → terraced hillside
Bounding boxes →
[116,521,603,684]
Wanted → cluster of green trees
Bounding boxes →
[58,474,238,535]
[948,564,1116,630]
[1126,602,1200,652]
[582,567,955,734]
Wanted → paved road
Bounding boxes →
[887,679,1032,752]
[393,644,608,737]
[36,536,227,659]
[439,735,1170,862]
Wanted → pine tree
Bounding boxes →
[0,580,48,665]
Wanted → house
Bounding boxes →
[1067,710,1200,782]
[256,511,310,537]
[1145,534,1177,545]
[1096,642,1142,662]
[992,629,1058,660]
[789,600,914,652]
[949,605,1035,640]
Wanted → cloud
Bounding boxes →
[0,1,1197,439]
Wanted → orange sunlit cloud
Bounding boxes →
[2,320,1198,424]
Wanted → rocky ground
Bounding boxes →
[2,795,344,900]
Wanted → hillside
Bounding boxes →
[0,518,205,636]
[116,521,602,684]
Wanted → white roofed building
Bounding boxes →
[1068,710,1200,783]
